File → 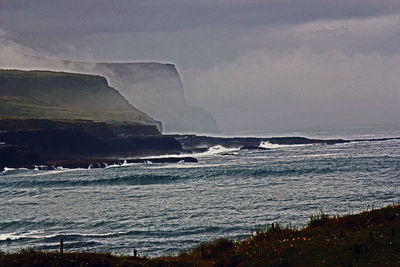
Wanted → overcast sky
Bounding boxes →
[1,0,399,134]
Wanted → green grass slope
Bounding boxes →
[0,70,159,128]
[1,204,399,266]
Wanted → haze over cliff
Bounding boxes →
[77,61,219,134]
[0,53,219,134]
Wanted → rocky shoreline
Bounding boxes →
[1,119,399,172]
[1,157,197,171]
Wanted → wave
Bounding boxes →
[145,162,232,170]
[0,226,224,244]
[259,141,312,149]
[1,173,186,188]
[0,232,106,243]
[198,145,240,156]
[0,167,29,174]
[140,145,240,160]
[205,164,351,178]
[0,167,88,178]
[0,230,45,242]
[3,167,17,172]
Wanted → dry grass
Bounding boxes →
[1,204,399,266]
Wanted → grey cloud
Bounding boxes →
[183,15,400,132]
[1,0,399,34]
[186,49,400,132]
[2,0,399,63]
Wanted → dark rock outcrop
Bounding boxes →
[241,145,269,150]
[0,119,161,137]
[173,135,400,153]
[36,157,198,170]
[0,119,183,169]
[267,137,348,145]
[173,135,351,152]
[173,135,263,150]
[0,145,42,172]
[0,155,197,172]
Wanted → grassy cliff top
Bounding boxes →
[0,69,102,77]
[0,69,160,128]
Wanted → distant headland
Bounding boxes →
[1,69,399,172]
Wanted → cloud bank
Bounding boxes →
[182,14,400,132]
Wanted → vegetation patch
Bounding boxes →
[1,204,399,266]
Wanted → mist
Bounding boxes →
[1,1,399,134]
[183,15,400,133]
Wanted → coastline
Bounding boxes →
[2,119,400,172]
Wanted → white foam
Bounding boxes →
[17,168,85,177]
[199,145,240,156]
[122,160,138,167]
[105,164,122,169]
[0,230,44,241]
[3,167,16,172]
[259,141,311,149]
[0,230,130,241]
[1,167,29,173]
[145,162,232,169]
[139,145,240,160]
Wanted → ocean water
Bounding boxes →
[0,135,399,256]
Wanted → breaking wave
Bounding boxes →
[0,173,188,188]
[198,145,240,156]
[259,141,311,149]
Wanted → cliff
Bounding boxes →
[0,70,205,170]
[90,62,219,133]
[1,56,219,133]
[0,119,184,171]
[0,69,161,130]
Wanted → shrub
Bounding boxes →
[308,211,331,227]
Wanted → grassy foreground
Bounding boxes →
[1,204,399,266]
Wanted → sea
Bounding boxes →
[1,127,400,256]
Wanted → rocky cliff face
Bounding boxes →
[93,62,219,133]
[0,69,161,130]
[2,56,219,133]
[0,119,183,170]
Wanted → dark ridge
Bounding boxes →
[0,119,160,136]
[2,157,198,171]
[172,134,400,152]
[240,145,269,150]
[172,135,349,151]
[0,119,182,172]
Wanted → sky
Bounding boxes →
[1,0,399,134]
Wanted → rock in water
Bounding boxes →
[240,145,269,150]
